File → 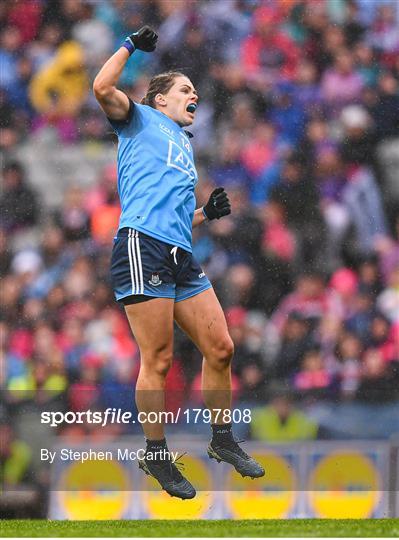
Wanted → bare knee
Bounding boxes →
[206,337,234,371]
[141,346,173,378]
[155,356,173,377]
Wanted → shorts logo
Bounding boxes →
[198,272,205,278]
[170,246,178,265]
[149,272,162,286]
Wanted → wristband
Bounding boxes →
[202,207,210,222]
[122,37,135,56]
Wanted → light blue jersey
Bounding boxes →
[109,101,198,252]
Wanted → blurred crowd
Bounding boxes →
[1,0,399,492]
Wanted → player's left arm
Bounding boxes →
[192,208,207,228]
[193,187,231,228]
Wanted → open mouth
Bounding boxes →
[186,103,197,113]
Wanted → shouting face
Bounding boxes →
[155,76,198,127]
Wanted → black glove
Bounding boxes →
[126,26,158,53]
[203,187,231,220]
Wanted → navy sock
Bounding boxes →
[211,423,233,445]
[145,438,168,455]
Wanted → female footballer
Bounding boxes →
[93,26,264,499]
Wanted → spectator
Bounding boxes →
[0,161,39,232]
[344,0,366,47]
[261,200,296,264]
[377,266,399,322]
[227,307,266,403]
[335,332,363,399]
[88,168,120,246]
[7,354,67,402]
[28,23,63,72]
[315,149,349,261]
[29,40,88,142]
[299,118,335,171]
[211,185,263,264]
[272,272,343,334]
[71,2,113,70]
[272,156,327,270]
[321,49,363,115]
[68,353,102,412]
[223,95,257,142]
[270,155,320,229]
[342,165,388,253]
[371,73,399,141]
[1,321,27,389]
[346,290,377,342]
[210,62,268,125]
[159,17,213,91]
[356,347,397,402]
[208,129,252,191]
[339,104,375,167]
[330,268,359,318]
[293,347,335,399]
[0,420,32,487]
[241,6,299,86]
[63,256,94,300]
[54,185,90,242]
[251,388,319,442]
[7,1,42,44]
[59,318,88,380]
[354,42,380,87]
[357,255,383,297]
[0,227,12,277]
[273,312,312,380]
[269,82,307,145]
[319,24,347,71]
[368,313,392,348]
[0,26,22,92]
[367,3,399,59]
[221,263,257,310]
[0,418,41,519]
[294,59,322,114]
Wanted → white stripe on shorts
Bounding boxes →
[128,229,136,294]
[131,230,139,295]
[128,229,143,295]
[135,230,144,294]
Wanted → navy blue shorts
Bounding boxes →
[110,228,212,303]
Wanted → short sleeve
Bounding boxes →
[107,98,146,137]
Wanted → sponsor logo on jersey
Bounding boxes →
[167,140,197,183]
[159,124,175,138]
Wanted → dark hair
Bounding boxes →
[141,71,186,108]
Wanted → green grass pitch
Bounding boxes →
[1,519,398,537]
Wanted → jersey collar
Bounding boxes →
[155,108,194,138]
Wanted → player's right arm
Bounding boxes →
[93,26,158,121]
[93,48,131,120]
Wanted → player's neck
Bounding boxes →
[155,107,186,128]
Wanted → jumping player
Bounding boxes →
[93,26,264,499]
